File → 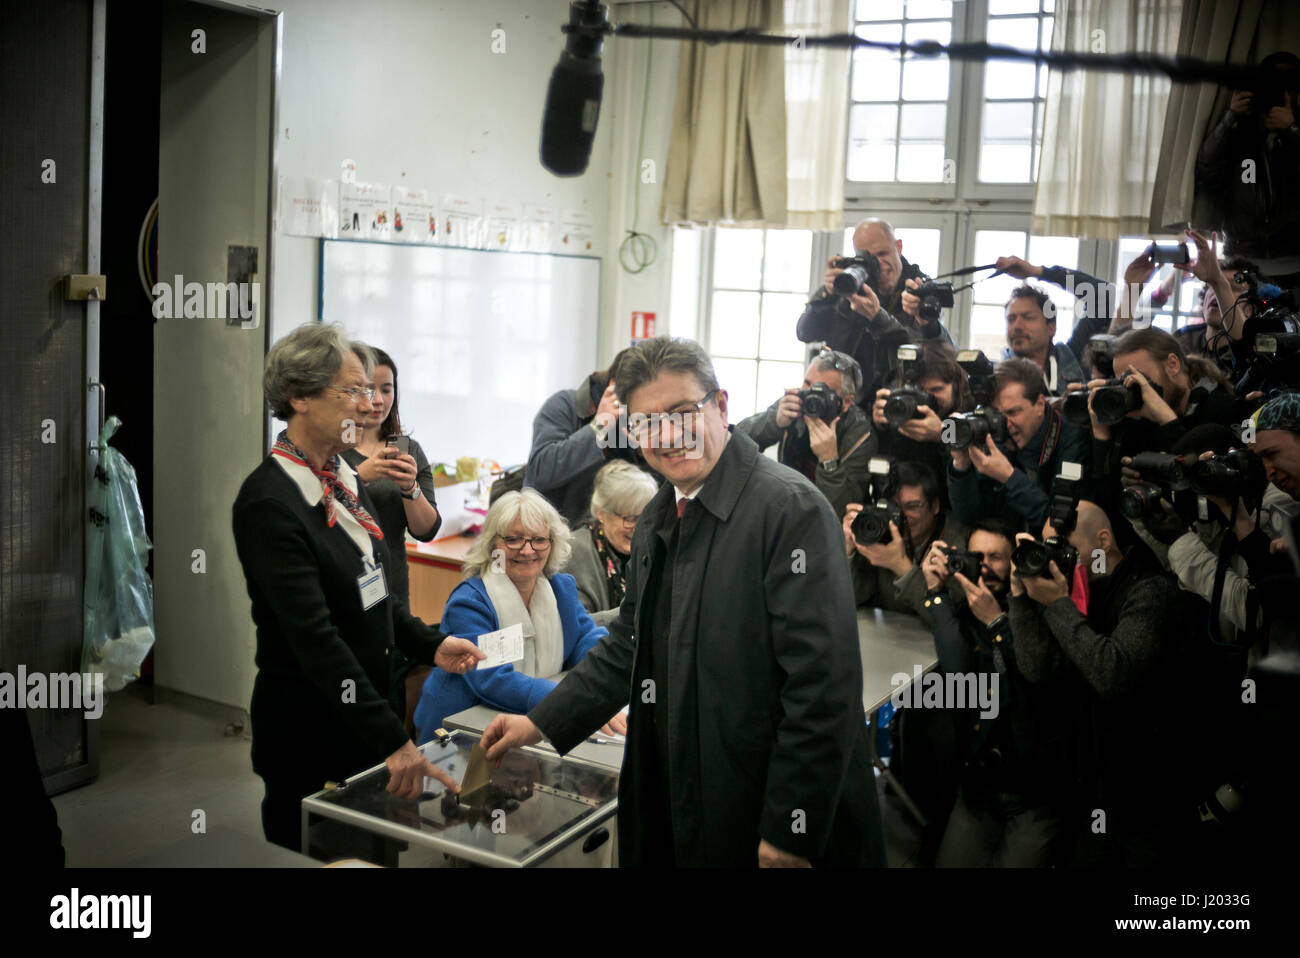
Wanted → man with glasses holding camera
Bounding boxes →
[480,336,883,868]
[737,348,876,518]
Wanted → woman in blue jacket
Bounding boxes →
[415,489,624,743]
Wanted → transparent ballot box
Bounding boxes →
[300,730,618,867]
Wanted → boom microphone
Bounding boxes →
[540,1,610,177]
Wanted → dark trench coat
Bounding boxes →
[528,428,885,867]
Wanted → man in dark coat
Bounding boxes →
[483,336,885,868]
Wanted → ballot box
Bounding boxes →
[300,730,618,868]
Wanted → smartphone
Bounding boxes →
[1147,241,1190,266]
[386,435,411,456]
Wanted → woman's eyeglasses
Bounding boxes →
[499,535,552,552]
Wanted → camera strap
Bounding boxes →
[1038,407,1064,469]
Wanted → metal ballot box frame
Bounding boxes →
[300,730,618,868]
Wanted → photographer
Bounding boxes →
[872,342,973,507]
[737,349,876,519]
[947,359,1089,529]
[989,255,1114,375]
[796,218,950,409]
[842,461,965,617]
[1007,500,1210,865]
[1195,51,1300,285]
[1004,285,1084,396]
[918,518,1065,866]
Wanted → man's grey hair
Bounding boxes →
[614,337,720,408]
[462,489,572,580]
[810,349,863,401]
[264,323,372,420]
[589,460,659,523]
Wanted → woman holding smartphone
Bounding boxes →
[341,344,441,606]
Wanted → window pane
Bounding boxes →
[848,104,899,180]
[900,102,946,139]
[989,0,1039,13]
[969,304,1009,357]
[897,143,946,181]
[759,293,811,362]
[710,291,760,356]
[905,20,951,46]
[979,143,1032,182]
[757,360,806,412]
[1040,17,1054,50]
[763,230,813,293]
[1038,63,1049,97]
[982,101,1034,141]
[902,57,948,100]
[987,16,1039,51]
[973,230,1026,305]
[857,0,903,21]
[852,53,901,101]
[984,60,1036,99]
[843,227,856,257]
[712,229,762,289]
[713,358,758,423]
[895,228,941,275]
[1027,235,1078,271]
[904,0,953,18]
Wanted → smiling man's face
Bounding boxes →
[626,371,728,495]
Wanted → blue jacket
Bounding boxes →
[414,573,607,744]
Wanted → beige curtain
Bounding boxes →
[1032,0,1182,241]
[784,0,852,230]
[660,0,788,227]
[1149,0,1300,231]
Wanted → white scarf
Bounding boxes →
[481,569,564,679]
[272,451,374,562]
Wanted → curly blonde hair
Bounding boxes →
[461,489,572,579]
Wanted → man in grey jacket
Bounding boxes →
[482,336,884,868]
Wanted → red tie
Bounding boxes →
[677,498,687,519]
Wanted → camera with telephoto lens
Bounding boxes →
[1188,448,1267,500]
[1090,377,1149,425]
[1012,536,1079,582]
[1122,452,1191,522]
[1131,451,1190,485]
[1121,481,1168,520]
[913,279,954,324]
[956,349,995,406]
[852,458,902,546]
[944,406,1008,451]
[831,252,882,297]
[797,381,841,423]
[941,545,983,583]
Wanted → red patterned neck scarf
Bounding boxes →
[272,432,383,540]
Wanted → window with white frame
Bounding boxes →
[968,230,1081,360]
[980,0,1056,183]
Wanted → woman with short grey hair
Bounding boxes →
[233,322,484,852]
[564,460,659,626]
[414,489,626,743]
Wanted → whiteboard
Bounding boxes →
[319,239,601,468]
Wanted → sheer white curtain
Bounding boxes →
[784,0,852,230]
[1032,0,1183,240]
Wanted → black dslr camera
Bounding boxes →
[798,381,841,423]
[1011,536,1079,582]
[941,545,983,582]
[944,406,1008,451]
[913,279,954,324]
[1188,448,1267,500]
[883,385,933,428]
[852,458,904,547]
[956,349,995,406]
[831,252,882,297]
[1089,334,1117,378]
[1058,373,1155,428]
[1120,451,1192,521]
[1233,280,1300,397]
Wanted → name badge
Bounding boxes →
[358,562,388,611]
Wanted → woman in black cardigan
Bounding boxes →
[233,323,483,851]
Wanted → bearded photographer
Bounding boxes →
[841,460,966,617]
[871,342,974,508]
[796,218,950,409]
[947,359,1090,530]
[1007,500,1211,866]
[918,518,1066,867]
[736,349,876,519]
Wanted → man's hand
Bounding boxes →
[872,388,891,429]
[994,255,1042,280]
[1118,366,1177,426]
[842,503,863,557]
[775,389,803,429]
[435,637,487,674]
[1263,103,1295,131]
[386,740,457,800]
[969,435,1015,483]
[953,571,1002,625]
[921,540,952,592]
[758,838,811,868]
[807,412,840,463]
[1176,229,1224,287]
[848,283,881,322]
[1021,560,1071,607]
[1009,533,1035,597]
[1229,89,1252,114]
[900,277,921,319]
[949,444,972,472]
[898,404,943,443]
[859,520,911,576]
[481,714,544,766]
[823,256,844,295]
[1082,379,1112,442]
[600,709,628,737]
[1122,249,1156,291]
[594,381,620,435]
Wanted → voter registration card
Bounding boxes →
[357,559,388,611]
[477,622,524,668]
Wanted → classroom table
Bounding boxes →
[405,534,474,625]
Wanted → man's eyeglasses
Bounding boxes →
[500,535,552,552]
[328,385,377,403]
[628,389,718,445]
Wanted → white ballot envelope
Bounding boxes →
[476,622,525,669]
